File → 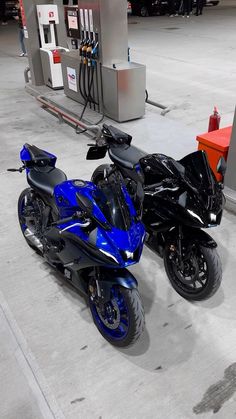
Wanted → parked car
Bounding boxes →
[6,0,18,18]
[130,0,168,17]
[130,0,219,17]
[205,1,220,5]
[193,0,220,5]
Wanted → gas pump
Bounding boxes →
[37,5,69,89]
[61,0,146,122]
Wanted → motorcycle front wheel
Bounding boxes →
[89,281,145,347]
[164,244,222,301]
[91,164,111,185]
[18,188,43,253]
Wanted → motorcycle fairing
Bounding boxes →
[142,151,224,228]
[54,180,145,268]
[179,150,215,191]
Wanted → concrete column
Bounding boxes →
[22,0,53,86]
[53,0,68,48]
[224,107,236,213]
[225,108,236,190]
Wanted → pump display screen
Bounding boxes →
[68,11,78,30]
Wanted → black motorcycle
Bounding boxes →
[87,124,225,301]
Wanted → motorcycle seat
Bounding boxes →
[27,167,67,196]
[24,143,55,164]
[109,145,147,169]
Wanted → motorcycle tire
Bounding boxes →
[18,188,43,254]
[91,164,111,185]
[89,283,145,347]
[164,244,222,301]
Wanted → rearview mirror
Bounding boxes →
[86,146,107,160]
[76,192,111,231]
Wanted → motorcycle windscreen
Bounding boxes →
[92,183,132,231]
[179,151,216,193]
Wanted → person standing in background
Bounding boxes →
[195,0,204,15]
[15,1,27,57]
[168,0,176,17]
[175,0,181,15]
[0,0,8,25]
[182,0,191,17]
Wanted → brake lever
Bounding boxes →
[51,211,88,227]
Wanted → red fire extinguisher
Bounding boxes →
[208,106,221,132]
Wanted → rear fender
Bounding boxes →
[98,267,138,302]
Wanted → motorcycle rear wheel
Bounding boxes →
[89,282,145,347]
[164,244,222,301]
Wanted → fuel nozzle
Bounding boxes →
[86,41,93,66]
[81,40,90,64]
[92,41,99,60]
[79,39,86,57]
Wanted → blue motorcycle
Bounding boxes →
[9,144,145,347]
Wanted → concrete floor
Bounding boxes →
[1,4,236,419]
[129,0,236,133]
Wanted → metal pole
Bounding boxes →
[24,66,31,84]
[37,95,102,138]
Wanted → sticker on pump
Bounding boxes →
[67,67,78,92]
[68,15,78,30]
[49,11,54,18]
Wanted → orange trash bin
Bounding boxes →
[196,126,232,181]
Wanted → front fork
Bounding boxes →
[89,268,104,313]
[168,225,196,270]
[89,266,138,305]
[177,225,184,270]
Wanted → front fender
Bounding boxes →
[98,267,138,302]
[183,227,217,248]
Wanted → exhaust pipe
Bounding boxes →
[24,228,43,252]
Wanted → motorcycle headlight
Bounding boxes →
[99,249,119,264]
[209,213,217,222]
[187,209,204,225]
[124,251,134,260]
